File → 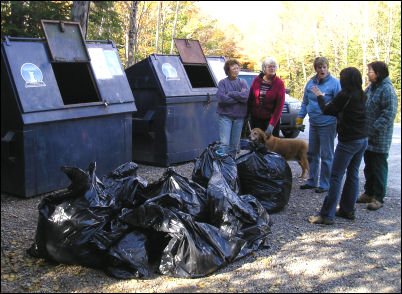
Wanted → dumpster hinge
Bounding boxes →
[59,21,65,32]
[108,39,116,48]
[206,93,211,104]
[4,36,11,46]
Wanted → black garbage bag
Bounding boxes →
[123,165,271,278]
[104,230,150,279]
[206,162,271,250]
[123,200,231,278]
[192,142,240,194]
[100,161,148,209]
[137,167,209,221]
[27,162,150,278]
[236,143,292,213]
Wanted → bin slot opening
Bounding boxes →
[51,62,100,105]
[183,64,216,88]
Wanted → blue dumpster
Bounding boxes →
[125,39,225,166]
[1,20,136,198]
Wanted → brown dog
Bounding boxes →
[249,128,309,178]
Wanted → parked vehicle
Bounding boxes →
[238,71,303,138]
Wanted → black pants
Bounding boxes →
[250,116,280,137]
[363,150,389,203]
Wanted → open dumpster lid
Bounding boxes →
[41,19,90,62]
[174,38,207,64]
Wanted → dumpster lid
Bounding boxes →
[41,19,90,62]
[174,38,207,65]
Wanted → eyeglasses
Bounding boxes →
[266,65,276,69]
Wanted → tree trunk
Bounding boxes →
[286,45,292,83]
[385,4,394,65]
[128,1,139,67]
[71,1,90,39]
[314,21,320,56]
[161,7,165,53]
[361,4,369,88]
[170,1,180,54]
[134,1,150,63]
[155,1,162,53]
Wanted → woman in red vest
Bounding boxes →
[247,57,285,137]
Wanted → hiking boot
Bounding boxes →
[335,209,355,220]
[315,187,328,194]
[308,215,334,225]
[356,193,374,203]
[300,184,316,190]
[367,200,383,210]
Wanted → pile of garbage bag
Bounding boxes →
[28,140,293,279]
[236,141,292,213]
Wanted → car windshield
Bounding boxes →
[238,74,257,88]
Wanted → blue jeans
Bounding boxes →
[320,137,368,219]
[218,114,244,158]
[306,124,337,190]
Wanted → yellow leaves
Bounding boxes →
[256,256,272,263]
[343,232,356,239]
[273,279,281,286]
[36,258,44,265]
[2,274,15,282]
[268,279,281,291]
[196,281,206,288]
[28,285,41,291]
[217,275,229,282]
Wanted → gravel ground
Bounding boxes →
[1,158,401,293]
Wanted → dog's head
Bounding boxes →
[249,128,267,144]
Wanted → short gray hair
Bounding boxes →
[261,57,278,72]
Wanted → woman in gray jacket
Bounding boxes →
[216,59,249,158]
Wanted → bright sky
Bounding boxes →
[195,1,287,64]
[195,1,285,29]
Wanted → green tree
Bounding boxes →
[1,1,71,38]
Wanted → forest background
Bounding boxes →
[1,1,400,122]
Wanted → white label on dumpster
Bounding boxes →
[20,63,46,88]
[88,48,113,80]
[103,50,123,76]
[162,63,180,80]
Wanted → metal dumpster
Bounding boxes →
[1,20,136,198]
[125,38,225,166]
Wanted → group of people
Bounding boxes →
[216,56,398,225]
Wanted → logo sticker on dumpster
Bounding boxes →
[20,63,46,88]
[162,63,180,80]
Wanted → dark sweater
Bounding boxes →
[317,90,367,142]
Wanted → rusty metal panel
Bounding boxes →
[173,38,207,64]
[41,19,89,62]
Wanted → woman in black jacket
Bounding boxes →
[308,67,368,225]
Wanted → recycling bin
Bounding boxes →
[1,20,136,198]
[125,38,226,166]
